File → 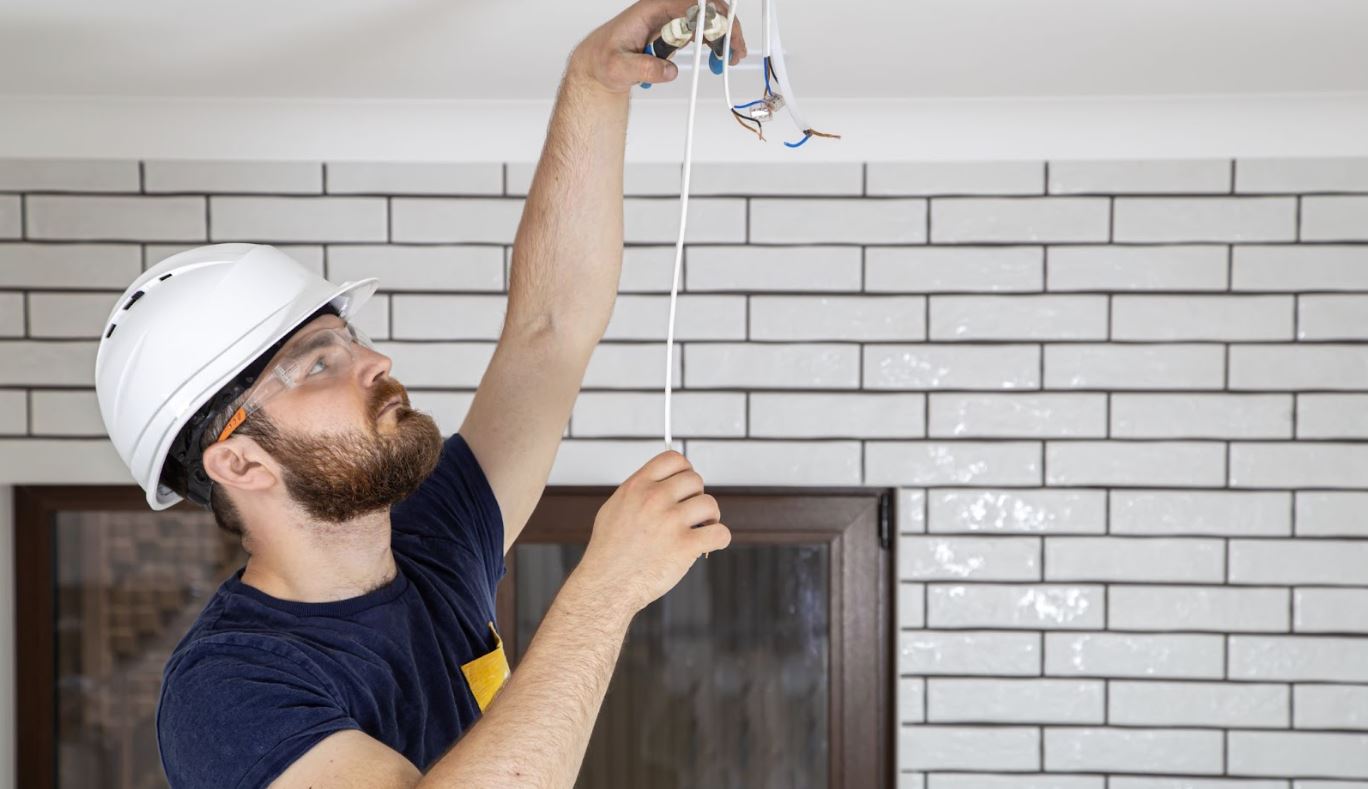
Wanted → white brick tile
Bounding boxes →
[405,390,474,435]
[929,489,1106,534]
[686,246,861,292]
[0,341,97,385]
[866,246,1044,293]
[584,343,680,389]
[1294,684,1368,729]
[603,295,746,340]
[389,294,504,340]
[28,292,119,339]
[1230,636,1368,682]
[1114,777,1287,789]
[928,584,1103,629]
[931,295,1107,340]
[0,293,21,336]
[145,160,322,193]
[900,535,1039,581]
[1298,295,1368,340]
[865,344,1041,390]
[325,162,501,195]
[626,198,746,243]
[1110,586,1290,632]
[0,158,139,192]
[1045,344,1224,390]
[211,196,386,243]
[1047,245,1229,292]
[505,162,681,197]
[1045,728,1224,774]
[0,390,25,435]
[27,196,206,242]
[1234,245,1368,291]
[29,389,104,435]
[1302,196,1368,242]
[898,488,926,533]
[0,438,132,483]
[618,246,675,293]
[1231,345,1368,391]
[1295,589,1368,634]
[1047,442,1225,487]
[1113,295,1293,341]
[375,342,492,387]
[686,440,861,485]
[1238,157,1368,193]
[1296,492,1368,537]
[349,294,389,340]
[751,393,925,438]
[929,393,1106,438]
[390,198,522,243]
[751,198,926,244]
[866,441,1042,486]
[900,631,1042,675]
[1050,159,1232,195]
[1046,538,1225,583]
[1292,780,1366,789]
[1300,394,1368,439]
[934,776,1104,789]
[900,773,926,789]
[1229,732,1368,779]
[684,343,858,389]
[751,295,925,341]
[932,198,1109,243]
[328,245,504,291]
[1114,197,1296,242]
[867,161,1044,196]
[549,440,681,485]
[1111,491,1292,537]
[690,162,862,195]
[1112,394,1293,439]
[571,392,744,438]
[1045,632,1225,679]
[0,243,142,289]
[899,582,926,628]
[1109,681,1288,728]
[927,678,1103,724]
[1232,443,1368,488]
[898,677,925,724]
[0,196,18,239]
[901,726,1039,772]
[1231,539,1368,585]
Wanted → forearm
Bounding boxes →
[418,569,633,789]
[505,69,630,345]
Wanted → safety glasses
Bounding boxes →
[214,321,376,443]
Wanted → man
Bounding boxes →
[92,2,746,787]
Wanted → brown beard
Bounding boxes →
[244,378,443,523]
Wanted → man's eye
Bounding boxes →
[305,356,328,376]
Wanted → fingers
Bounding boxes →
[639,449,692,482]
[675,493,721,529]
[641,0,747,65]
[661,468,705,503]
[622,52,679,86]
[691,522,733,554]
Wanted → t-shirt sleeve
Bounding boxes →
[390,432,507,595]
[157,637,361,789]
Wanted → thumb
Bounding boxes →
[628,52,679,84]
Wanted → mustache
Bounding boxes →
[370,378,410,419]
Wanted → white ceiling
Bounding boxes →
[2,0,1367,102]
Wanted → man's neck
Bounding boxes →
[239,508,397,603]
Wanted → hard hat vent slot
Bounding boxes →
[122,290,145,311]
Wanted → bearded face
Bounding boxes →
[244,374,443,523]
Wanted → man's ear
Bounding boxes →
[201,437,277,494]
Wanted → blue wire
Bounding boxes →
[733,99,765,109]
[784,133,813,149]
[763,56,772,96]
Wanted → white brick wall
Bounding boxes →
[2,157,1367,784]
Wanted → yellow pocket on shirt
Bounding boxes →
[460,621,510,713]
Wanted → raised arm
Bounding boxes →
[458,0,746,555]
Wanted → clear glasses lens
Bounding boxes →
[241,324,372,418]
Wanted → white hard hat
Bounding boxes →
[95,243,379,511]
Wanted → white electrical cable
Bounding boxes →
[766,0,811,134]
[721,0,741,117]
[663,0,710,449]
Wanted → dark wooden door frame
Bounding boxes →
[14,485,897,789]
[497,486,895,789]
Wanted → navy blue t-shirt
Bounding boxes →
[156,433,508,788]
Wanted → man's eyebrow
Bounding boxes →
[283,320,344,356]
